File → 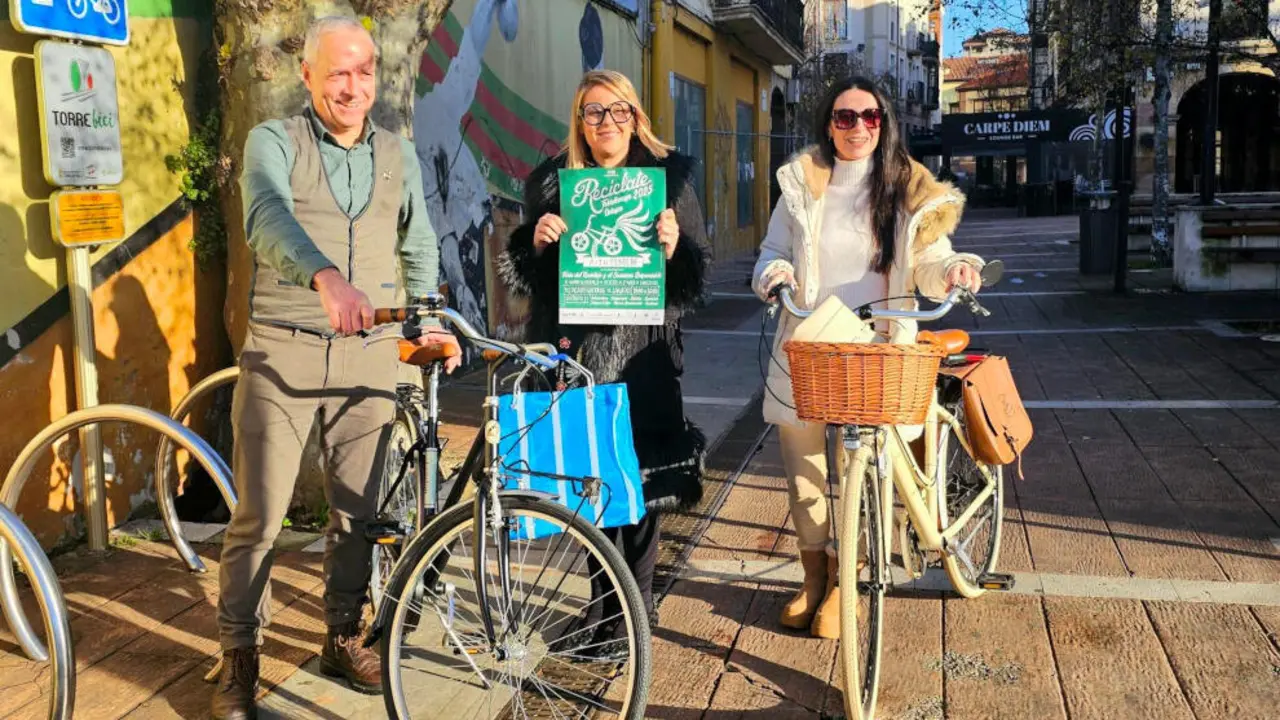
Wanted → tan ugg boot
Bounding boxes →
[810,553,841,639]
[779,550,829,629]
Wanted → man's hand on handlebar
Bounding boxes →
[415,331,463,374]
[314,267,374,335]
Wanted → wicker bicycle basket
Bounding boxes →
[782,340,947,426]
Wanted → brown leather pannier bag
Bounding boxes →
[939,356,1033,478]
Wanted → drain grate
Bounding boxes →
[1223,319,1280,335]
[656,395,769,599]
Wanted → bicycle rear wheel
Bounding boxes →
[371,402,422,610]
[838,443,886,720]
[380,495,651,719]
[938,400,1005,599]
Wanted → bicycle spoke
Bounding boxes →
[526,557,600,638]
[515,527,583,628]
[524,674,582,720]
[526,569,613,641]
[521,669,617,714]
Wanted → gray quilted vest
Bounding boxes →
[248,115,403,335]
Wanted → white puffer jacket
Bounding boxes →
[753,147,984,427]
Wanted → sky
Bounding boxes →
[941,0,1030,57]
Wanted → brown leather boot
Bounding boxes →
[210,647,259,720]
[779,550,829,629]
[810,554,841,639]
[320,621,382,695]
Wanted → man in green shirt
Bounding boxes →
[212,17,459,720]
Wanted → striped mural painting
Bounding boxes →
[410,0,643,338]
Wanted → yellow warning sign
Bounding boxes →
[51,189,125,247]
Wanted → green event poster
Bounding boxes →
[557,167,666,325]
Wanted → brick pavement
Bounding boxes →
[3,210,1279,718]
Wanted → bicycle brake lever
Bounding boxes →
[362,326,404,349]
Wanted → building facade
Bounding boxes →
[649,0,805,261]
[806,0,943,135]
[942,29,1030,115]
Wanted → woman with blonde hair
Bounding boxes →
[498,70,710,653]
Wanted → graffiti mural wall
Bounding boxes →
[412,0,644,341]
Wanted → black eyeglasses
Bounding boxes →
[832,108,883,130]
[581,101,635,126]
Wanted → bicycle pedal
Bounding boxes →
[364,521,406,545]
[977,572,1015,591]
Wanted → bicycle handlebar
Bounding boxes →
[373,293,562,370]
[770,284,989,322]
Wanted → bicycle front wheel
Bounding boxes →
[838,443,886,720]
[380,495,652,719]
[938,400,1005,599]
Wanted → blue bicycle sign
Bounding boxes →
[10,0,131,46]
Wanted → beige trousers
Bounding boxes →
[778,423,839,552]
[218,322,398,650]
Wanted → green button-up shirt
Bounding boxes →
[239,105,437,298]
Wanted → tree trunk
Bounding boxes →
[1151,0,1173,264]
[1092,90,1107,188]
[214,0,454,352]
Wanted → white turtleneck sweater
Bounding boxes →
[816,156,889,313]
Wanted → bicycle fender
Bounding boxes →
[497,489,557,502]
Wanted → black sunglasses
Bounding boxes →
[581,101,635,126]
[832,108,883,130]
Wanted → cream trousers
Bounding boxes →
[778,423,839,552]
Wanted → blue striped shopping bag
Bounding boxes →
[496,382,647,541]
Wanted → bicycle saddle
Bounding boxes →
[917,329,970,354]
[398,339,461,366]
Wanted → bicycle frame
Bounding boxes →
[365,300,575,651]
[847,396,999,561]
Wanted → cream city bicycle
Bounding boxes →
[768,260,1011,720]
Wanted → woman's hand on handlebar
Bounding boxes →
[946,263,982,294]
[764,270,796,301]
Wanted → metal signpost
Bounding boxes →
[16,0,131,548]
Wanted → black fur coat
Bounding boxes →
[497,142,711,513]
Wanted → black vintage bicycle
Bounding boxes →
[362,292,652,720]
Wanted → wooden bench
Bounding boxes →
[1199,208,1280,263]
[1175,204,1280,291]
[1128,198,1153,235]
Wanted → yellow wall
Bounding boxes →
[650,2,775,262]
[0,217,228,546]
[0,15,208,333]
[0,6,221,547]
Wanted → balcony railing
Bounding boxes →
[920,38,941,62]
[713,0,805,65]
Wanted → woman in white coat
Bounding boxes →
[754,77,985,638]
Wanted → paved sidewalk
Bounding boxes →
[645,210,1280,719]
[3,209,1279,718]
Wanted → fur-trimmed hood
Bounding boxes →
[777,145,965,253]
[755,145,983,428]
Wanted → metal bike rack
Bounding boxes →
[0,502,74,720]
[153,367,240,572]
[0,404,232,662]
